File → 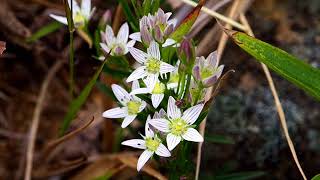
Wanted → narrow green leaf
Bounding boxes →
[312,174,320,180]
[27,22,63,42]
[59,61,107,136]
[142,0,152,15]
[118,0,138,31]
[169,0,206,42]
[205,134,235,145]
[214,171,266,180]
[228,30,320,101]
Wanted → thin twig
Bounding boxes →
[180,0,247,31]
[24,60,64,180]
[194,2,243,179]
[239,13,307,180]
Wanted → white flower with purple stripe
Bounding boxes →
[50,0,95,28]
[100,23,135,56]
[102,81,146,128]
[121,115,171,171]
[131,79,165,108]
[127,41,175,90]
[149,96,204,151]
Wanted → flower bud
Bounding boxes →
[99,10,112,28]
[178,38,195,68]
[141,26,152,45]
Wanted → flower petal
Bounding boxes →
[121,115,136,128]
[111,84,130,105]
[167,96,181,119]
[81,0,91,17]
[149,118,170,132]
[182,128,204,142]
[49,14,68,25]
[132,80,140,90]
[144,74,158,90]
[129,47,148,64]
[182,103,204,125]
[139,100,147,112]
[192,65,201,81]
[137,150,153,171]
[148,41,160,60]
[129,32,141,42]
[104,25,115,46]
[131,88,150,95]
[145,115,154,137]
[162,38,176,47]
[68,0,80,13]
[155,143,171,157]
[159,62,175,74]
[100,43,110,53]
[127,40,136,48]
[117,22,129,44]
[121,139,146,149]
[207,51,218,68]
[126,66,147,82]
[166,133,181,151]
[102,107,126,118]
[151,94,164,108]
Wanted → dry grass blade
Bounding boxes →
[24,60,65,180]
[117,155,167,180]
[194,1,243,179]
[42,117,95,158]
[239,13,307,180]
[180,0,246,31]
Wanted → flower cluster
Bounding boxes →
[50,0,225,172]
[100,8,225,171]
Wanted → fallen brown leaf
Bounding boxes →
[0,41,5,54]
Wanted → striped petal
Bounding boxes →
[159,62,175,74]
[102,107,126,118]
[129,47,148,64]
[182,128,203,142]
[117,23,129,44]
[155,143,171,157]
[81,0,91,17]
[49,14,68,25]
[166,133,181,151]
[147,41,160,60]
[151,94,164,108]
[121,139,146,149]
[111,84,130,105]
[126,66,147,82]
[167,96,181,119]
[121,115,136,128]
[149,118,170,133]
[182,103,204,125]
[137,150,153,171]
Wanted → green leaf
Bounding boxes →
[118,0,138,31]
[213,171,266,180]
[142,0,152,15]
[228,30,320,101]
[205,134,235,145]
[169,0,206,42]
[59,60,107,136]
[27,22,63,42]
[312,174,320,180]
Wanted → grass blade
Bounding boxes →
[59,60,107,136]
[27,22,63,42]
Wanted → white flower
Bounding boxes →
[100,23,135,56]
[50,0,95,28]
[127,41,175,90]
[131,79,165,108]
[167,61,180,90]
[149,96,204,151]
[129,8,177,47]
[121,115,171,171]
[102,81,146,128]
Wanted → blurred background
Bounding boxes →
[0,0,319,179]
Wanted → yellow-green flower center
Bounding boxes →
[127,101,141,115]
[74,12,86,27]
[146,58,161,74]
[169,118,188,136]
[168,72,179,84]
[200,68,214,79]
[145,136,161,152]
[152,82,165,94]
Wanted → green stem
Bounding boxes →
[178,74,186,99]
[69,31,75,98]
[183,73,192,99]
